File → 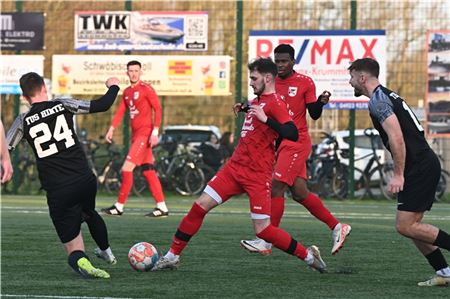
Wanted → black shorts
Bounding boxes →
[46,174,97,243]
[397,150,441,212]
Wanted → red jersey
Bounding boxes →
[275,71,316,136]
[111,81,162,137]
[230,93,292,173]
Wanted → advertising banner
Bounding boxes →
[75,11,208,51]
[426,30,450,137]
[249,30,386,109]
[0,12,44,50]
[52,55,230,96]
[0,55,45,94]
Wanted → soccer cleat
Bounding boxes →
[331,223,352,255]
[240,238,273,256]
[418,275,450,287]
[145,208,169,218]
[94,247,117,265]
[151,256,180,271]
[77,257,110,279]
[101,205,123,216]
[306,245,327,273]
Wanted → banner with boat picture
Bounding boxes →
[51,55,230,96]
[74,11,208,51]
[426,30,450,137]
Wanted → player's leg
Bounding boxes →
[249,191,327,273]
[153,163,242,271]
[80,175,117,264]
[47,186,109,278]
[141,147,168,217]
[102,137,147,215]
[239,179,286,255]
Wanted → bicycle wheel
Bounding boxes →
[184,167,206,195]
[435,170,449,202]
[103,162,122,195]
[171,164,193,196]
[367,163,395,200]
[333,165,367,200]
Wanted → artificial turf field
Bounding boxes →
[1,194,449,298]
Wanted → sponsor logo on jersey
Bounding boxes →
[133,91,139,100]
[288,87,297,97]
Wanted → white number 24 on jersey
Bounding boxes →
[29,114,75,158]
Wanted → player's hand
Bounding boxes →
[149,134,159,147]
[233,103,244,116]
[1,159,13,183]
[318,91,331,104]
[249,104,268,123]
[388,174,404,194]
[105,77,120,88]
[105,127,114,143]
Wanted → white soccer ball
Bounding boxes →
[128,242,159,271]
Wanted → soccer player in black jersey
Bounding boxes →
[348,58,450,287]
[6,72,120,279]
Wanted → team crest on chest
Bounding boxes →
[288,87,297,97]
[133,91,140,100]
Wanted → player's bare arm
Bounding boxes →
[381,114,405,194]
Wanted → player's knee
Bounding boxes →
[395,221,412,237]
[141,163,155,172]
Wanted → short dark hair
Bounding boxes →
[127,60,142,69]
[274,44,295,60]
[20,72,45,98]
[248,57,277,78]
[348,58,380,78]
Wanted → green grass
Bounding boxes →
[1,194,450,298]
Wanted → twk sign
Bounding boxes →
[249,30,386,109]
[76,12,130,39]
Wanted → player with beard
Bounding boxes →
[241,44,351,256]
[151,57,327,273]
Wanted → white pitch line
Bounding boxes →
[1,295,138,299]
[2,207,450,221]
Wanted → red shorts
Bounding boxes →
[126,135,154,165]
[205,161,272,218]
[273,135,312,186]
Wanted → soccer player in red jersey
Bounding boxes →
[241,44,351,256]
[152,57,327,273]
[101,60,168,218]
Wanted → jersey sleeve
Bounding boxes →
[58,98,91,114]
[268,99,292,124]
[146,85,162,128]
[110,94,127,129]
[6,114,26,150]
[369,92,394,125]
[304,77,317,104]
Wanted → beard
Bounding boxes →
[353,87,363,97]
[253,83,265,96]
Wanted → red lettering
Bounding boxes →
[311,39,331,64]
[336,39,354,64]
[278,39,293,46]
[256,39,273,57]
[361,38,377,59]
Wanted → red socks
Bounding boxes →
[257,224,307,260]
[117,171,133,204]
[270,196,285,227]
[142,170,165,203]
[301,193,339,230]
[171,203,207,255]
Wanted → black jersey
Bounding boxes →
[368,85,430,172]
[7,98,93,191]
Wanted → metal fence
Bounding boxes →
[1,0,449,191]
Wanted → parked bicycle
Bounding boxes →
[133,141,209,197]
[435,154,449,202]
[362,128,395,200]
[79,129,122,195]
